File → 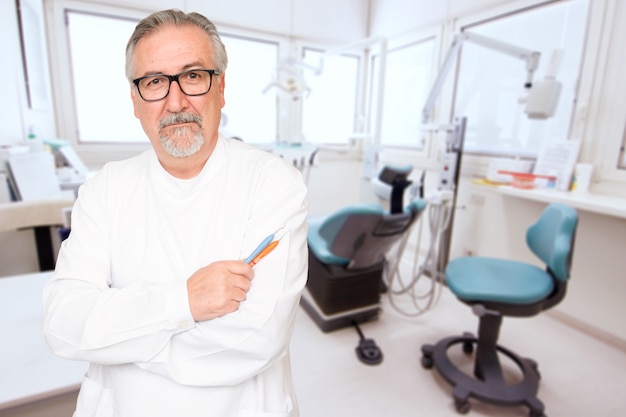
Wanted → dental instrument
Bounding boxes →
[245,233,274,264]
[245,227,287,266]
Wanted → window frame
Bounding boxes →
[64,8,146,145]
[376,34,438,150]
[581,0,626,183]
[46,1,149,166]
[367,27,440,168]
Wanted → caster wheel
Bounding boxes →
[529,360,541,379]
[454,399,470,414]
[462,341,474,354]
[421,355,433,369]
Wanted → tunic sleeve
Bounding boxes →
[43,163,197,365]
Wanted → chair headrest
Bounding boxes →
[526,203,578,281]
[378,165,412,186]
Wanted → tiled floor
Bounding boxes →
[290,283,626,416]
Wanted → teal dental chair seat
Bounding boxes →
[421,202,578,417]
[306,204,385,268]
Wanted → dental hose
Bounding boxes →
[384,193,454,317]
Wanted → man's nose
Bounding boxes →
[165,80,189,111]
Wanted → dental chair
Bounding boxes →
[301,165,427,334]
[420,202,578,417]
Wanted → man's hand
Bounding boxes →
[187,260,254,321]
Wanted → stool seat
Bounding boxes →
[446,257,554,305]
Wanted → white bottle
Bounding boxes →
[27,127,43,152]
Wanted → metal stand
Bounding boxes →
[436,117,466,274]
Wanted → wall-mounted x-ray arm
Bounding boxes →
[421,31,542,125]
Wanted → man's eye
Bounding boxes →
[182,71,203,82]
[140,77,166,90]
[148,77,165,86]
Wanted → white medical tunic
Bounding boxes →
[43,135,308,417]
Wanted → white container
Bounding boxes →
[571,163,593,193]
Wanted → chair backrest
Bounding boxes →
[312,199,427,270]
[526,202,578,281]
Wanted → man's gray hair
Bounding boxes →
[125,9,228,82]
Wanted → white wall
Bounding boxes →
[369,0,515,37]
[73,0,368,42]
[188,0,368,43]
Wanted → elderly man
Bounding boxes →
[43,9,308,417]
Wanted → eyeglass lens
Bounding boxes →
[137,69,214,101]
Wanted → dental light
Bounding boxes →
[422,31,561,124]
[262,58,311,101]
[263,36,388,147]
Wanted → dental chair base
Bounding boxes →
[300,289,380,333]
[307,252,384,314]
[302,251,383,332]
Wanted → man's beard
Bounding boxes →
[158,112,204,158]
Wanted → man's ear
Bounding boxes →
[131,87,140,119]
[218,73,226,107]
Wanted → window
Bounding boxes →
[451,0,588,157]
[220,34,279,144]
[66,10,144,143]
[379,38,435,148]
[366,35,436,151]
[301,48,360,144]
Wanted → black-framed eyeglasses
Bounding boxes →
[132,69,219,102]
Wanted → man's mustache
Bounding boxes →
[159,113,203,130]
